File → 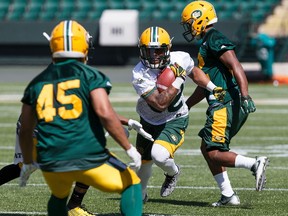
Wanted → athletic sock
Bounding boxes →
[67,182,89,209]
[48,194,68,216]
[214,171,234,197]
[235,155,256,169]
[120,183,142,216]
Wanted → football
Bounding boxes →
[156,67,176,92]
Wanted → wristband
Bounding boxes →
[172,77,184,89]
[206,81,217,92]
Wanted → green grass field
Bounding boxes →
[0,79,288,216]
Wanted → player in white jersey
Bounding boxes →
[132,26,224,201]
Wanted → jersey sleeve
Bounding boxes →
[208,31,236,58]
[132,62,157,97]
[87,68,112,94]
[170,51,194,76]
[21,82,37,106]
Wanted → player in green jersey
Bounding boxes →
[0,113,151,216]
[18,20,143,216]
[181,1,269,207]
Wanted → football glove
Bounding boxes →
[241,95,256,114]
[170,62,186,81]
[213,87,226,102]
[128,119,154,142]
[126,145,141,171]
[19,163,37,187]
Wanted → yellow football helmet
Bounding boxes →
[49,20,91,58]
[138,26,172,69]
[181,1,217,42]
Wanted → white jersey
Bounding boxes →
[14,119,22,164]
[14,116,38,168]
[132,51,194,125]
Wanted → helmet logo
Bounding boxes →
[192,10,202,19]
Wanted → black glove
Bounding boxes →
[241,95,256,114]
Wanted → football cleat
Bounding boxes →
[68,204,96,216]
[251,156,269,191]
[212,193,240,207]
[160,165,181,197]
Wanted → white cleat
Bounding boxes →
[212,193,240,207]
[251,156,269,191]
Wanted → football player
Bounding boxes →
[18,20,144,216]
[181,0,269,206]
[0,114,151,215]
[132,26,223,202]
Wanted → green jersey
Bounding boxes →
[21,60,112,172]
[197,28,239,105]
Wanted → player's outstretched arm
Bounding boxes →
[18,104,37,187]
[90,88,141,170]
[118,114,154,142]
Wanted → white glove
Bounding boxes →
[128,119,154,142]
[126,145,141,171]
[19,163,37,187]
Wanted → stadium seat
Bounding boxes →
[139,10,153,21]
[71,10,87,21]
[38,10,55,21]
[152,10,168,20]
[142,1,155,13]
[125,0,142,10]
[217,11,233,21]
[55,10,72,21]
[0,1,9,20]
[108,0,125,9]
[173,1,187,12]
[92,1,109,14]
[75,1,91,13]
[158,2,174,12]
[59,0,75,13]
[6,1,26,21]
[87,10,103,21]
[22,10,39,21]
[168,10,180,21]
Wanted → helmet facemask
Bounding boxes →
[139,45,170,69]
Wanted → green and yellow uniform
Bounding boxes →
[21,60,141,215]
[197,28,249,151]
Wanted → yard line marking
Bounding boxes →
[0,212,44,215]
[2,93,288,105]
[147,186,288,191]
[2,183,288,192]
[0,212,177,216]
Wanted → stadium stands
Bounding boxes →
[0,0,287,64]
[0,0,282,23]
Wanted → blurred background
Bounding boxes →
[0,0,287,82]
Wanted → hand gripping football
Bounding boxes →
[156,67,176,92]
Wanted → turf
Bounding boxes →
[0,80,287,216]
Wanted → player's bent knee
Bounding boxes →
[151,144,170,164]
